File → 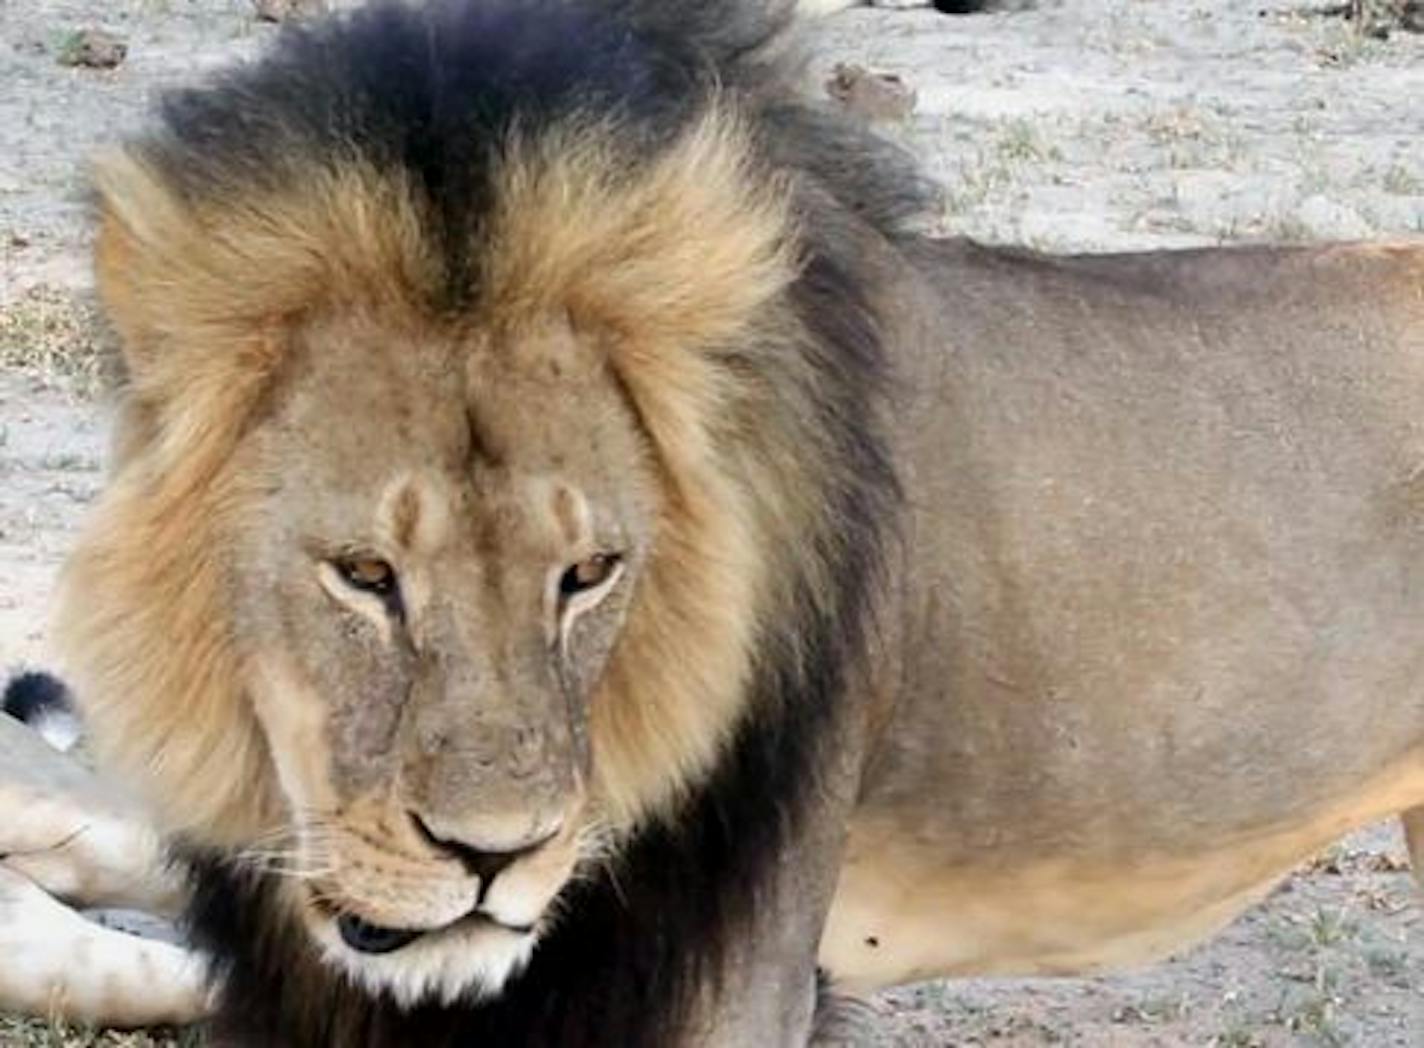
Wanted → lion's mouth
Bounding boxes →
[332,906,536,956]
[337,914,423,954]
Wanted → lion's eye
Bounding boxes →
[335,557,398,597]
[559,553,622,597]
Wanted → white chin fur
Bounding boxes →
[307,915,538,1007]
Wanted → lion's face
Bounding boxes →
[61,100,797,1011]
[232,311,656,1002]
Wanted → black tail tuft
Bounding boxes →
[934,0,1018,11]
[3,670,76,726]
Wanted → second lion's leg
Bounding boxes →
[0,864,212,1028]
[810,972,883,1046]
[1,782,189,918]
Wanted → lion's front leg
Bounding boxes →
[809,980,882,1047]
[1,706,209,1027]
[0,864,212,1028]
[0,712,190,917]
[1,786,189,918]
[684,721,873,1046]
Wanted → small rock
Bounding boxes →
[253,0,330,22]
[13,36,48,58]
[825,63,917,123]
[55,28,126,70]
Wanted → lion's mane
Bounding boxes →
[59,1,931,1042]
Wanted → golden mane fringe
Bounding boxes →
[55,379,281,843]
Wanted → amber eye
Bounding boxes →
[335,556,399,598]
[559,553,622,598]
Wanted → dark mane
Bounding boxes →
[170,1,915,1043]
[143,0,930,295]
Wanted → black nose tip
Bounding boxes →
[410,813,556,899]
[337,914,423,955]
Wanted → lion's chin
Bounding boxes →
[303,905,540,1008]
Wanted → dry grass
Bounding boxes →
[0,1016,196,1047]
[0,287,115,396]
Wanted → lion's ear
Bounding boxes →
[94,211,153,374]
[93,145,247,390]
[93,148,302,414]
[93,145,437,402]
[92,148,196,378]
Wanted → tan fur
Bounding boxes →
[815,237,1424,994]
[56,407,280,843]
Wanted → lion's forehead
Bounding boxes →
[256,314,652,561]
[284,313,610,445]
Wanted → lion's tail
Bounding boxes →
[1402,808,1424,892]
[2,670,82,753]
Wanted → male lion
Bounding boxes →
[23,0,1424,1043]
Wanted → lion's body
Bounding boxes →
[9,0,1420,1043]
[824,239,1424,990]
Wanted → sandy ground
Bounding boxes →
[2,0,1423,1044]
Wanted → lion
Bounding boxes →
[19,0,1423,1043]
[0,685,207,1027]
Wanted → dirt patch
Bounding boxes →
[1,1,1422,1045]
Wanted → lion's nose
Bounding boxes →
[409,812,558,899]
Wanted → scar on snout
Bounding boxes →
[378,475,447,555]
[552,484,590,548]
[391,483,421,550]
